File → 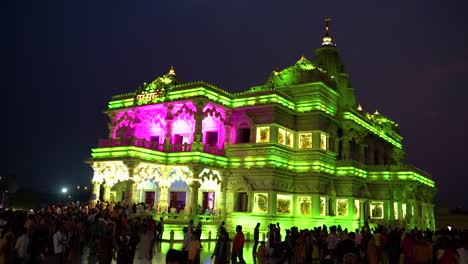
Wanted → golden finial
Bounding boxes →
[374,109,380,115]
[357,104,363,111]
[274,67,279,76]
[169,66,176,75]
[322,17,334,46]
[300,54,306,60]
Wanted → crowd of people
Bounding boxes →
[0,200,467,264]
[0,200,165,263]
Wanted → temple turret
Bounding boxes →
[313,18,356,109]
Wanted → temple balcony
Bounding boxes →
[97,137,225,156]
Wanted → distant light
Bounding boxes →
[447,226,452,231]
[61,187,68,194]
[76,186,80,189]
[84,186,88,190]
[68,195,71,199]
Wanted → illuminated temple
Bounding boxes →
[89,20,436,236]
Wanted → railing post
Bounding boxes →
[208,231,212,241]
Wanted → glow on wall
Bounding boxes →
[336,199,349,216]
[297,196,311,215]
[253,193,268,213]
[172,114,195,144]
[354,200,360,217]
[370,202,384,219]
[201,104,226,148]
[112,106,167,142]
[320,133,328,150]
[278,128,294,148]
[276,194,292,214]
[299,133,312,149]
[256,126,270,143]
[320,196,327,216]
[402,203,407,220]
[394,202,399,220]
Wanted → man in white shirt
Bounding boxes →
[53,225,68,264]
[15,228,30,263]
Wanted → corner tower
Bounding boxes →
[313,18,356,109]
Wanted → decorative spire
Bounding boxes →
[322,17,334,46]
[168,66,176,75]
[300,54,306,60]
[374,109,380,115]
[357,104,363,111]
[273,67,279,76]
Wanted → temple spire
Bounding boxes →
[168,66,176,75]
[322,17,334,46]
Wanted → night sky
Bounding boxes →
[3,1,468,208]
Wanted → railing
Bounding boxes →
[98,138,225,156]
[150,212,221,224]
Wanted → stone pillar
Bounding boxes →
[389,189,395,223]
[341,137,351,160]
[103,184,111,202]
[218,183,226,219]
[92,182,101,203]
[158,186,169,213]
[367,142,375,164]
[329,181,336,216]
[311,194,320,216]
[124,180,135,205]
[189,181,201,215]
[193,100,206,144]
[359,144,367,163]
[359,200,366,227]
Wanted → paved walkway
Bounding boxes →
[79,241,285,264]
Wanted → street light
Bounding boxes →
[61,187,68,194]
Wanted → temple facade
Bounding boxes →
[89,21,436,233]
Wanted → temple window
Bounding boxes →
[276,194,292,214]
[253,193,268,213]
[202,107,225,148]
[370,202,384,219]
[237,127,251,143]
[320,196,327,216]
[320,133,328,150]
[234,192,248,212]
[297,196,311,215]
[336,199,349,216]
[299,133,312,149]
[256,126,270,143]
[278,128,294,148]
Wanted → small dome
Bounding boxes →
[265,58,336,89]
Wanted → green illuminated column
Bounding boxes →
[218,182,226,219]
[311,194,320,216]
[359,144,367,163]
[341,137,351,160]
[190,181,201,215]
[269,191,277,215]
[389,189,395,223]
[124,180,135,205]
[103,184,111,201]
[397,202,403,228]
[92,182,101,203]
[159,186,169,213]
[329,182,336,216]
[367,142,375,164]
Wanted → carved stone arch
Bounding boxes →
[229,175,252,192]
[92,161,129,187]
[203,106,226,123]
[173,103,196,119]
[132,163,162,184]
[199,169,223,185]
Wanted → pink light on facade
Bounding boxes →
[112,105,167,143]
[171,112,195,144]
[202,104,226,148]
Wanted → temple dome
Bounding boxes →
[265,57,337,89]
